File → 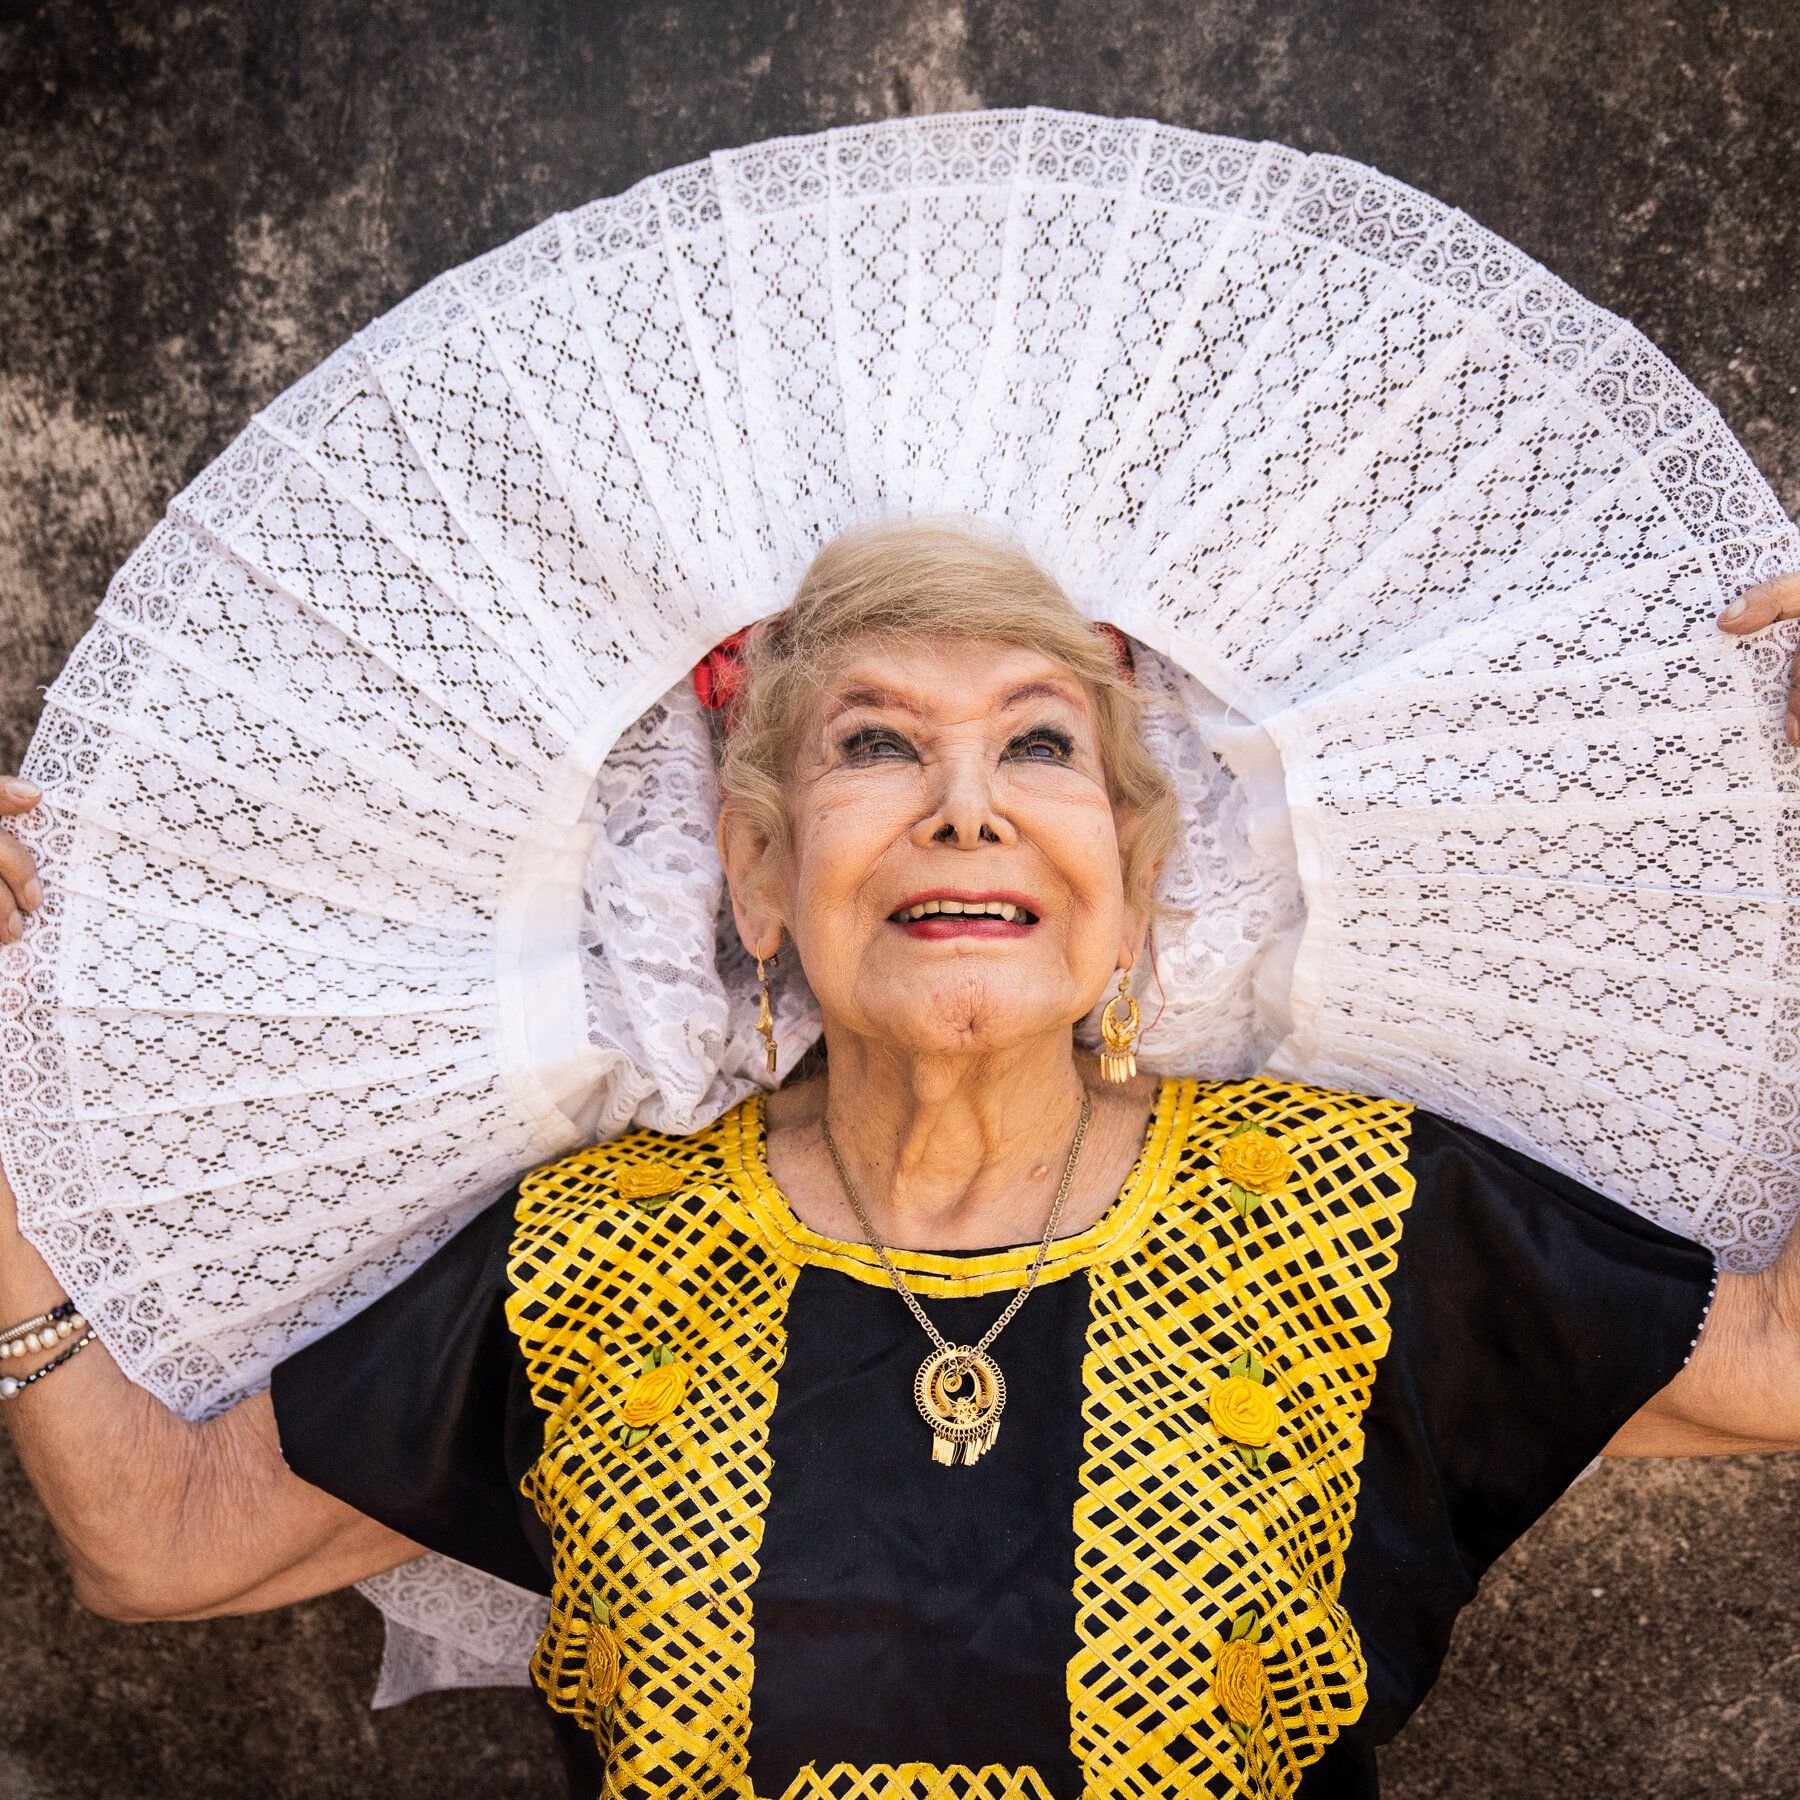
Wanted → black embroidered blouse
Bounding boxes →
[268,1075,1716,1800]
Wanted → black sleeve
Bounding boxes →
[1335,1105,1718,1747]
[1394,1107,1718,1570]
[267,1180,552,1595]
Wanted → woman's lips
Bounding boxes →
[886,893,1041,940]
[898,915,1034,940]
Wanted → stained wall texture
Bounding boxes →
[2,2,1797,1795]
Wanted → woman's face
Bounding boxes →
[738,636,1145,1061]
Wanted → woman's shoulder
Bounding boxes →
[1151,1071,1419,1230]
[498,1100,767,1372]
[1167,1073,1713,1274]
[512,1095,761,1229]
[1162,1072,1629,1225]
[1164,1070,1420,1152]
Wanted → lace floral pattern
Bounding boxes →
[0,105,1794,1695]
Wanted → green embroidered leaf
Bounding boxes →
[593,1600,613,1628]
[1228,1718,1253,1747]
[1235,1443,1268,1473]
[644,1344,675,1370]
[1226,1349,1251,1377]
[1226,1181,1258,1218]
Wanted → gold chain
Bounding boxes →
[818,1087,1092,1362]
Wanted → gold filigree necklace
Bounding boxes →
[818,1089,1091,1467]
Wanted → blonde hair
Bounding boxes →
[716,513,1179,920]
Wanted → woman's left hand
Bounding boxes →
[1718,572,1800,747]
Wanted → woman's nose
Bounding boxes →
[913,758,1017,849]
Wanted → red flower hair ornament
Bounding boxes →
[691,626,755,716]
[692,621,1135,724]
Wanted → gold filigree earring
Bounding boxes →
[755,949,778,1075]
[1099,968,1140,1083]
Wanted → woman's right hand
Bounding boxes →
[0,774,44,942]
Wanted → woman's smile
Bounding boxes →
[888,889,1043,939]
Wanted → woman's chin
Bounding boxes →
[853,970,1086,1060]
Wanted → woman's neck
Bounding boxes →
[763,1029,1161,1252]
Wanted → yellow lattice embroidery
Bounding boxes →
[776,1767,1058,1799]
[505,1118,797,1796]
[1070,1077,1417,1799]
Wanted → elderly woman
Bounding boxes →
[1,516,1799,1800]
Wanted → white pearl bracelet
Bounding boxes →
[0,1329,97,1401]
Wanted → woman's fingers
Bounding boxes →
[1717,573,1800,746]
[1717,570,1800,633]
[0,777,43,923]
[0,827,40,903]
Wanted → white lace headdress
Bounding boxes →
[2,105,1796,1701]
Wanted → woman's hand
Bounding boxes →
[0,776,44,941]
[1717,571,1800,747]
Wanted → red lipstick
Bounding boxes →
[887,889,1041,940]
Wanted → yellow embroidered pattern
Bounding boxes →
[504,1076,1415,1800]
[1070,1078,1416,1799]
[505,1121,798,1795]
[777,1768,1058,1799]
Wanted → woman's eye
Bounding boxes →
[839,727,915,763]
[1005,728,1076,763]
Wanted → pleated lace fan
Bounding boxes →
[2,106,1795,1698]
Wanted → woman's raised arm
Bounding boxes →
[0,789,422,1620]
[0,1155,424,1620]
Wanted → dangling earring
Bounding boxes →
[755,949,779,1076]
[1099,968,1140,1083]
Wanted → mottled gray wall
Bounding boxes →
[2,2,1796,1795]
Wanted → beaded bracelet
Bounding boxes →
[1,1298,76,1338]
[0,1299,85,1360]
[0,1329,97,1401]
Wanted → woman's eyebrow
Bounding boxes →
[824,676,1082,725]
[824,684,923,723]
[999,680,1085,711]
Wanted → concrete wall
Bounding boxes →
[2,2,1796,1793]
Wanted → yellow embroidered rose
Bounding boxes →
[616,1161,683,1201]
[585,1616,624,1711]
[1213,1635,1268,1727]
[1217,1127,1294,1195]
[619,1359,689,1429]
[1208,1374,1279,1447]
